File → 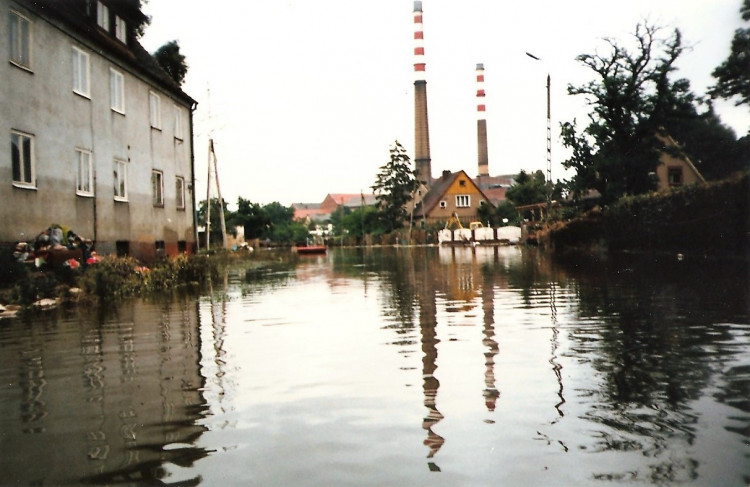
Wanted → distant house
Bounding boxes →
[294,193,377,223]
[414,170,494,225]
[2,0,197,261]
[654,133,706,191]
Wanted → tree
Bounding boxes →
[371,141,420,233]
[233,197,269,240]
[709,0,750,106]
[153,40,188,85]
[506,170,547,206]
[562,23,697,203]
[197,198,235,246]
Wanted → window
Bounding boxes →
[456,195,471,208]
[173,105,183,139]
[175,176,185,209]
[72,46,90,97]
[459,179,466,187]
[152,170,164,206]
[96,1,109,31]
[9,10,31,69]
[11,130,34,188]
[114,15,126,43]
[667,167,683,187]
[76,148,93,196]
[439,200,447,208]
[109,68,125,113]
[149,91,161,129]
[113,159,128,201]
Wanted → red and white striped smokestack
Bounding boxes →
[476,63,489,177]
[413,0,432,186]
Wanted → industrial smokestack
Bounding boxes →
[413,0,432,187]
[476,63,489,177]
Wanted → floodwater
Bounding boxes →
[0,246,748,486]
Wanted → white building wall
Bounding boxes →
[1,0,195,260]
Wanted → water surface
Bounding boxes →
[0,247,748,486]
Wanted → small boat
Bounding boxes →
[295,245,327,255]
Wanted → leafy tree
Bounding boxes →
[506,170,548,206]
[341,206,382,239]
[709,0,750,106]
[233,197,269,239]
[197,198,235,246]
[562,23,697,203]
[371,141,421,233]
[153,40,188,85]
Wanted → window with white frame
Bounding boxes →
[76,148,94,196]
[439,200,447,208]
[114,15,126,43]
[110,68,125,113]
[9,10,31,69]
[456,195,471,208]
[152,170,164,206]
[11,130,34,188]
[173,105,183,140]
[149,91,161,129]
[113,159,128,201]
[96,1,109,31]
[175,176,185,209]
[72,46,90,97]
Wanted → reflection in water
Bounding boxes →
[0,248,748,485]
[0,300,210,485]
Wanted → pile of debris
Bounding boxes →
[12,224,99,270]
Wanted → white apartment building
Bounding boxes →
[2,0,197,262]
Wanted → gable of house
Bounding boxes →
[654,134,706,191]
[417,170,493,223]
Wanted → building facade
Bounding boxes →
[2,0,196,262]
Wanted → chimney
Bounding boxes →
[413,1,432,187]
[476,63,489,177]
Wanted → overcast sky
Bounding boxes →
[141,0,748,207]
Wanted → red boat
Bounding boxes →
[295,245,327,255]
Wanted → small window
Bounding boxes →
[116,240,129,256]
[456,195,470,208]
[459,179,466,187]
[149,91,161,129]
[667,167,683,187]
[76,148,94,196]
[72,46,90,97]
[9,10,32,69]
[110,68,125,113]
[175,176,185,209]
[113,159,128,201]
[439,200,447,208]
[152,170,164,207]
[173,105,183,140]
[177,240,187,253]
[11,130,35,188]
[96,1,109,31]
[114,15,126,43]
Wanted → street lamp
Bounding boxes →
[526,52,552,211]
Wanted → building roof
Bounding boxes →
[416,170,494,217]
[18,0,195,106]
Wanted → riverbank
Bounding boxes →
[540,173,749,256]
[0,250,291,314]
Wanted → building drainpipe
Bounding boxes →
[189,101,198,253]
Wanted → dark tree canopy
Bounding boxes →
[371,141,420,233]
[153,40,188,85]
[562,23,699,202]
[709,0,750,106]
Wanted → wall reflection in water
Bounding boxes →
[0,299,210,486]
[343,246,749,481]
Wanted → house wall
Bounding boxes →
[1,0,195,262]
[655,151,705,191]
[425,173,489,223]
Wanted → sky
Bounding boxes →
[140,0,749,207]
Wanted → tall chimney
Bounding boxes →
[413,1,432,187]
[476,63,489,177]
